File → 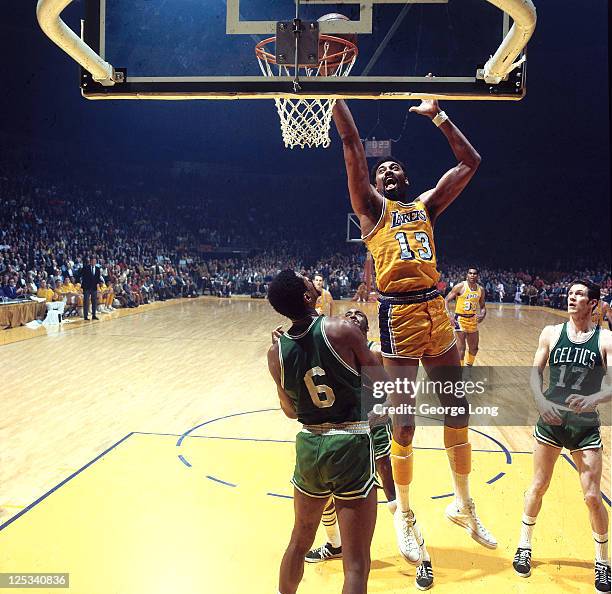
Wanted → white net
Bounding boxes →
[256,37,358,149]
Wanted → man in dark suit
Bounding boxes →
[81,256,102,320]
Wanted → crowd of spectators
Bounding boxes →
[1,169,610,317]
[437,265,612,310]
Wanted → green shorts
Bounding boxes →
[534,414,602,453]
[292,425,377,500]
[371,420,392,460]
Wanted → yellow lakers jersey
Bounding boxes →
[591,301,608,326]
[315,289,333,314]
[363,198,439,293]
[455,281,482,314]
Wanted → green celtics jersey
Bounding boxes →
[278,316,363,425]
[545,323,605,405]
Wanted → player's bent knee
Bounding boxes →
[392,424,415,444]
[584,491,604,510]
[529,480,551,499]
[288,532,316,556]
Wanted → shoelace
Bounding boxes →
[515,549,531,564]
[417,563,433,578]
[595,563,610,583]
[467,500,493,540]
[399,513,419,553]
[318,545,334,559]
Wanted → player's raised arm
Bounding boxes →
[332,100,383,233]
[411,98,481,223]
[267,344,298,419]
[530,326,562,425]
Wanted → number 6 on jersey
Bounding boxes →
[304,367,336,408]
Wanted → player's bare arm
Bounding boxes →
[530,325,562,425]
[445,282,463,317]
[566,329,612,413]
[332,100,383,236]
[477,287,487,322]
[411,97,481,223]
[267,344,298,419]
[322,317,384,376]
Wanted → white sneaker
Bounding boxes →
[394,508,422,564]
[445,498,497,549]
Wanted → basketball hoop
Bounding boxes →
[255,36,358,149]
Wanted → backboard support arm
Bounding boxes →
[482,0,537,83]
[36,0,117,86]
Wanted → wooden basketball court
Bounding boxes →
[1,298,609,593]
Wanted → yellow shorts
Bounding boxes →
[454,314,478,334]
[378,295,455,359]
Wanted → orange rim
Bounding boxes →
[254,35,358,69]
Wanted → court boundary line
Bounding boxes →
[0,432,135,533]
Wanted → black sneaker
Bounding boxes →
[595,561,611,593]
[415,560,434,590]
[513,547,532,577]
[304,542,342,563]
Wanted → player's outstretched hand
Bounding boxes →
[409,73,440,119]
[537,399,563,425]
[565,393,598,414]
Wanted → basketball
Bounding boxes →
[317,13,357,74]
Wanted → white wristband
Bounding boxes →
[432,111,449,127]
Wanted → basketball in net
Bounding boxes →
[254,13,358,149]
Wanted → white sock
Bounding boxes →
[387,499,397,515]
[594,531,609,563]
[322,502,341,548]
[452,472,470,510]
[519,514,537,549]
[395,484,410,513]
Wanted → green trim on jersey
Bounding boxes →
[278,316,363,425]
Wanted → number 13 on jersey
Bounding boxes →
[394,231,433,261]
